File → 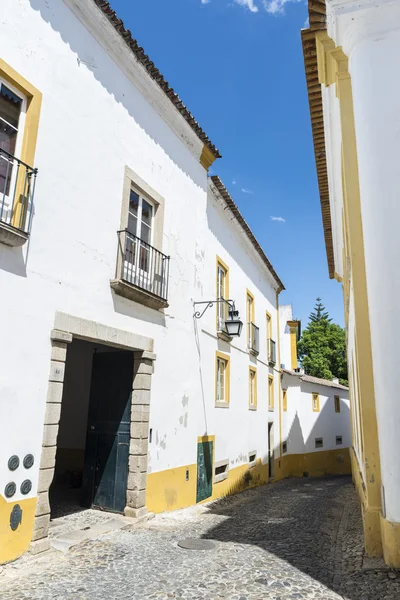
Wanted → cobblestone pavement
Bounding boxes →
[1,476,400,600]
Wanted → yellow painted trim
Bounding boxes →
[350,447,383,557]
[249,365,257,409]
[146,459,269,514]
[0,58,42,229]
[312,392,320,412]
[334,272,343,283]
[268,374,274,411]
[197,435,215,444]
[246,289,255,348]
[215,350,230,406]
[287,321,299,370]
[266,310,272,361]
[283,389,287,412]
[380,515,400,568]
[274,447,351,481]
[334,395,341,413]
[334,45,382,522]
[200,145,217,170]
[216,256,230,333]
[0,494,37,564]
[315,34,382,559]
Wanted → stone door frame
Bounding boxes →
[31,312,155,555]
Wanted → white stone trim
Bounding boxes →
[248,450,257,468]
[214,458,229,484]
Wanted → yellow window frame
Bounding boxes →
[268,375,275,411]
[246,289,255,348]
[0,59,42,228]
[312,393,320,412]
[334,395,341,413]
[282,389,287,412]
[249,366,257,410]
[216,256,229,332]
[215,351,230,406]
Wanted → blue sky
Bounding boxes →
[110,0,344,327]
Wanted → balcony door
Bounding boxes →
[124,189,154,292]
[0,80,26,223]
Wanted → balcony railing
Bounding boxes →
[0,148,38,244]
[268,339,276,365]
[248,322,259,355]
[114,229,170,305]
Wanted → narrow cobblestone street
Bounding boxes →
[1,476,399,600]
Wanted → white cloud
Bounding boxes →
[241,188,254,194]
[303,16,309,27]
[270,216,286,222]
[232,180,237,185]
[201,0,210,4]
[234,0,259,13]
[262,0,301,15]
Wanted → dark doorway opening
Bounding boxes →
[268,422,275,479]
[50,339,134,520]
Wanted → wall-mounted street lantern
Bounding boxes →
[193,299,243,337]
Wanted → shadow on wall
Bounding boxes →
[0,237,30,278]
[276,395,352,479]
[28,0,207,189]
[111,291,167,327]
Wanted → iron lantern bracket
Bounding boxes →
[193,299,237,320]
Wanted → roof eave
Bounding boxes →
[301,1,335,279]
[210,176,285,293]
[92,0,221,161]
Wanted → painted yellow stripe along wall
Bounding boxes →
[146,460,270,514]
[0,495,37,564]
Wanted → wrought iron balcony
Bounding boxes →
[248,322,259,355]
[268,339,276,365]
[110,229,170,309]
[0,148,38,246]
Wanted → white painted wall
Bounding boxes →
[324,0,400,523]
[282,373,351,455]
[0,0,282,508]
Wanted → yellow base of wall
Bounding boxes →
[274,448,351,481]
[146,459,270,514]
[350,447,383,558]
[381,515,400,568]
[0,494,36,564]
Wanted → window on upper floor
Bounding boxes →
[334,395,341,413]
[216,352,230,407]
[266,311,276,365]
[283,389,287,412]
[268,375,275,411]
[312,393,320,412]
[111,167,169,310]
[216,258,229,333]
[0,67,40,247]
[249,367,257,410]
[247,291,259,355]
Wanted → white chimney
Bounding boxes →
[332,377,339,384]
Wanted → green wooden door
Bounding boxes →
[81,351,134,513]
[196,439,213,503]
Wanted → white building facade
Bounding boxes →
[302,0,400,566]
[276,306,351,479]
[0,0,284,563]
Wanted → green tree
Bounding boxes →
[297,299,348,386]
[309,297,331,323]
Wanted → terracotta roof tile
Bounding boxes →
[210,176,285,292]
[92,0,221,159]
[301,1,334,278]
